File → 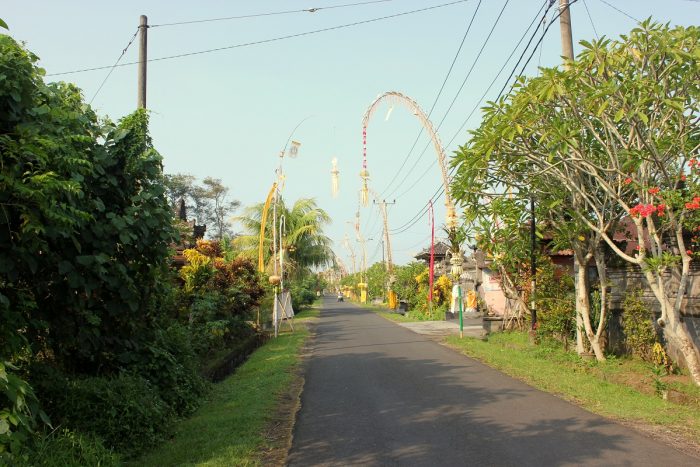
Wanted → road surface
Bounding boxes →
[287,298,697,466]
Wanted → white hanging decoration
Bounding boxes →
[289,140,301,158]
[331,157,340,198]
[385,105,394,121]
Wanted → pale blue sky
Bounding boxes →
[4,1,698,270]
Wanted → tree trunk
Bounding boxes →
[640,259,700,386]
[574,255,588,355]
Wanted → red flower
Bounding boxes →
[648,187,660,196]
[680,174,687,182]
[687,250,693,256]
[623,177,632,185]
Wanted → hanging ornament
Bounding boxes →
[289,140,301,158]
[331,157,340,198]
[360,168,370,207]
[360,125,370,206]
[385,105,394,121]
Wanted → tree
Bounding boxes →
[235,197,333,278]
[164,174,240,239]
[453,22,700,383]
[202,177,240,240]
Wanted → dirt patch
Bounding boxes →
[620,420,700,460]
[257,323,317,466]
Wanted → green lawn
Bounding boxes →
[445,332,700,440]
[134,326,310,467]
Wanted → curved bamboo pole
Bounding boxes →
[258,182,278,273]
[360,91,456,228]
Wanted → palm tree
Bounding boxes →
[234,197,333,278]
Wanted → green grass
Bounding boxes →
[134,327,309,467]
[294,304,320,321]
[445,332,700,438]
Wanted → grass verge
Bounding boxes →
[444,332,700,452]
[134,325,310,467]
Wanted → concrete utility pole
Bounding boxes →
[137,15,148,109]
[559,0,575,65]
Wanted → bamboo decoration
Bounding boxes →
[331,157,340,198]
[258,182,278,273]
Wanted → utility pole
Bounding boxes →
[137,15,148,109]
[559,0,574,64]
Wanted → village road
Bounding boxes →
[287,297,698,466]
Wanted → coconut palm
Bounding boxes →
[234,197,333,278]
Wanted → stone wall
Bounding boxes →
[607,263,700,356]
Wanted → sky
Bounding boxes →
[3,0,699,272]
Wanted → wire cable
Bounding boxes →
[47,0,471,77]
[377,0,482,198]
[597,0,639,23]
[392,0,548,201]
[150,1,395,28]
[389,0,554,236]
[582,0,599,39]
[382,0,511,200]
[88,28,139,104]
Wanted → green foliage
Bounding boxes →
[23,429,119,467]
[32,370,170,455]
[535,261,576,343]
[234,197,333,276]
[392,262,428,310]
[128,324,209,417]
[621,290,658,361]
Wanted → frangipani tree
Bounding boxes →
[454,21,700,383]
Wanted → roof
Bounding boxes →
[414,241,451,261]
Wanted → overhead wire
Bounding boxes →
[582,0,599,39]
[597,0,639,23]
[377,0,482,198]
[389,0,558,236]
[88,27,139,104]
[149,0,395,27]
[47,0,471,77]
[391,0,549,203]
[382,0,511,200]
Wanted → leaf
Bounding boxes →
[614,108,625,122]
[0,419,9,435]
[39,410,53,428]
[0,18,7,30]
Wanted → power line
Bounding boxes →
[150,0,395,28]
[494,0,559,103]
[582,0,599,39]
[389,0,555,236]
[89,27,139,104]
[47,0,471,77]
[383,0,511,200]
[377,0,482,198]
[392,0,549,202]
[498,0,579,101]
[597,0,639,23]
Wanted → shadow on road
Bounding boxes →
[289,298,695,466]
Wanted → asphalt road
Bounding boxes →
[287,297,698,467]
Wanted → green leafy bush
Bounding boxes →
[22,428,119,467]
[128,324,209,417]
[621,290,657,361]
[32,370,170,455]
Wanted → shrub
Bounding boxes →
[22,429,119,467]
[129,323,209,417]
[621,289,657,361]
[32,369,170,455]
